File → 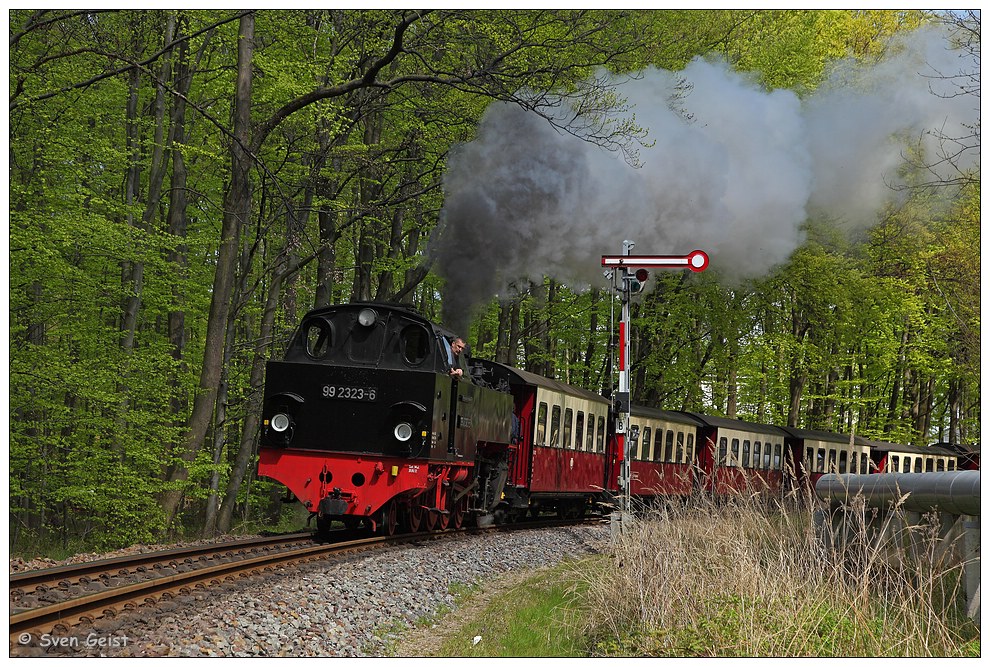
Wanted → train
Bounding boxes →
[257,302,974,536]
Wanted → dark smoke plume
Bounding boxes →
[433,27,979,333]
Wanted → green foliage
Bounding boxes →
[7,9,979,557]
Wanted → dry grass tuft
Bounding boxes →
[578,493,979,657]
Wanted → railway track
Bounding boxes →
[9,518,593,651]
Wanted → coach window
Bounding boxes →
[805,448,814,474]
[730,439,740,467]
[936,459,945,471]
[597,416,605,452]
[563,408,573,449]
[925,458,934,472]
[550,405,561,448]
[719,437,728,466]
[752,441,761,469]
[816,448,825,473]
[575,412,585,451]
[586,413,595,451]
[774,444,782,470]
[838,451,848,474]
[889,455,899,473]
[676,432,685,463]
[686,434,694,463]
[850,453,858,474]
[861,454,870,473]
[305,320,333,359]
[536,403,548,446]
[742,440,751,467]
[642,427,652,461]
[827,449,837,473]
[664,430,674,462]
[764,443,772,469]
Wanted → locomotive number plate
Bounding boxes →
[321,385,378,401]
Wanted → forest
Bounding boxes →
[8,9,980,552]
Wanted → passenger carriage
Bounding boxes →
[625,407,703,499]
[474,361,612,519]
[865,437,959,474]
[688,413,789,495]
[780,426,873,496]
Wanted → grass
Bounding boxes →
[408,493,980,658]
[425,563,592,657]
[579,494,981,657]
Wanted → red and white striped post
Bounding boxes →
[602,243,709,515]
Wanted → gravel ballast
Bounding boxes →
[14,524,609,658]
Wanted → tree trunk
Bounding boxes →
[582,288,600,388]
[495,301,511,363]
[202,312,236,536]
[787,372,806,428]
[161,13,254,526]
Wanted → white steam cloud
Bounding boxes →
[433,27,979,330]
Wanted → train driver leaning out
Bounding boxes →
[448,337,466,379]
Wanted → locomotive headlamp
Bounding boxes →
[358,308,377,327]
[394,422,413,442]
[271,413,292,433]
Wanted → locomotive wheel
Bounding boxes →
[451,496,467,530]
[425,508,438,532]
[406,502,424,533]
[378,500,398,536]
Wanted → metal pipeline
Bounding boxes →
[815,470,981,516]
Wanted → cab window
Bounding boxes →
[304,320,333,359]
[399,324,430,366]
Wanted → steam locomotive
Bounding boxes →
[257,302,969,536]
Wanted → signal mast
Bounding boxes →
[601,241,709,520]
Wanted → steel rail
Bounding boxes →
[10,532,316,591]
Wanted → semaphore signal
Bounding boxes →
[603,242,710,524]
